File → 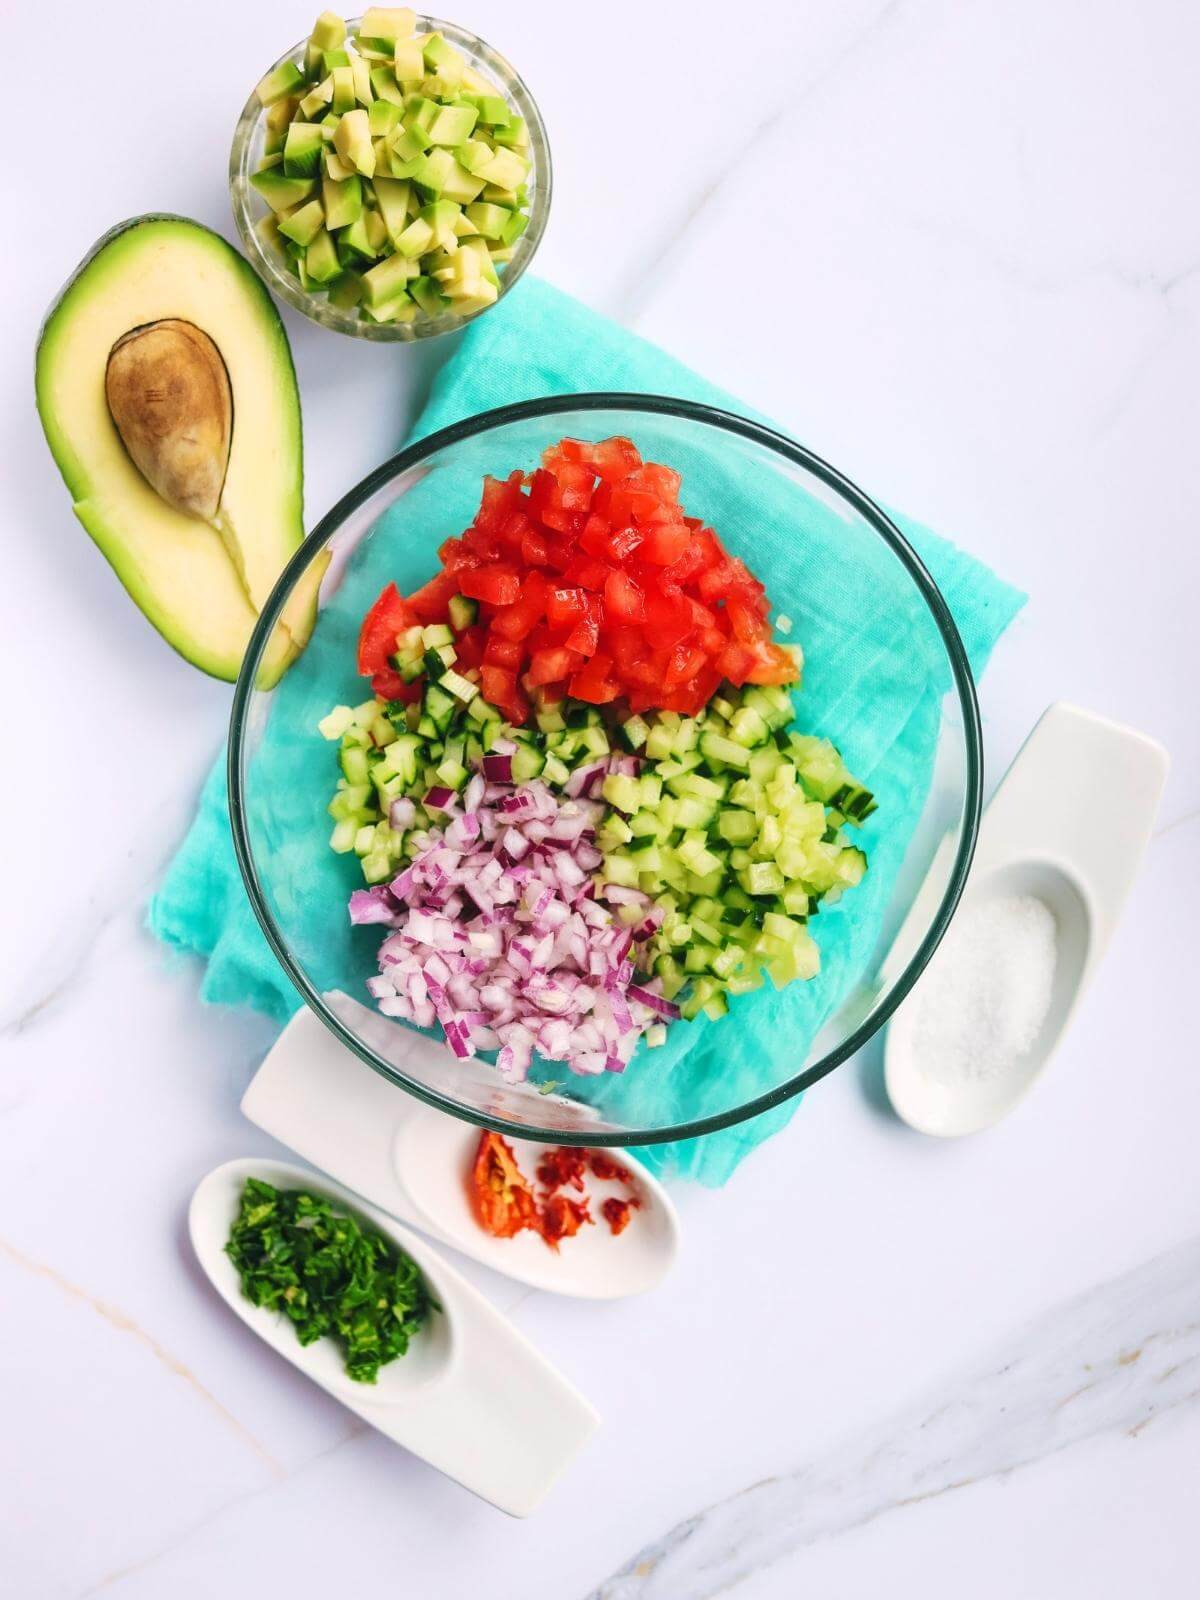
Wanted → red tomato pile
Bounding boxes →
[356,436,798,724]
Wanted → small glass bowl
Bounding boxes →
[229,14,551,341]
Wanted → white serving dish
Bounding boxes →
[241,1005,680,1300]
[189,1156,599,1515]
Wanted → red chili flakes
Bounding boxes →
[589,1152,631,1183]
[601,1196,641,1236]
[541,1193,592,1248]
[469,1134,641,1248]
[536,1146,588,1192]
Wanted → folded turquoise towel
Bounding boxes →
[149,276,1024,1185]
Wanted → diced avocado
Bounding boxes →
[334,108,375,176]
[360,7,416,41]
[35,216,308,682]
[501,209,529,246]
[297,76,334,119]
[278,198,326,246]
[457,235,500,287]
[450,280,499,317]
[330,64,356,113]
[427,103,477,146]
[441,160,487,204]
[322,48,351,72]
[371,175,411,242]
[493,115,529,151]
[338,212,380,261]
[478,145,527,191]
[264,94,298,155]
[393,39,424,83]
[472,93,511,126]
[409,275,448,317]
[403,94,439,133]
[256,60,304,108]
[421,33,462,72]
[368,97,402,136]
[457,139,497,177]
[305,10,346,75]
[304,227,342,283]
[388,122,428,161]
[364,208,388,254]
[250,169,316,212]
[282,121,325,178]
[327,269,364,308]
[363,290,417,323]
[363,252,420,306]
[393,215,434,258]
[465,200,510,239]
[322,173,363,229]
[323,147,354,181]
[370,65,404,105]
[351,54,374,106]
[419,199,461,249]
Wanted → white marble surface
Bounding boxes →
[3,0,1198,1594]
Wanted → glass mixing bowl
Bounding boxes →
[229,395,982,1146]
[229,14,551,341]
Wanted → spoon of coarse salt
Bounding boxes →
[884,703,1167,1137]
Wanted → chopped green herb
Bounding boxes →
[225,1177,435,1383]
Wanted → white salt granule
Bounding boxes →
[913,893,1058,1085]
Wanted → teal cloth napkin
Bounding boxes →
[149,276,1025,1185]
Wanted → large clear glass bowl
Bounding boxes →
[229,395,982,1146]
[229,14,550,341]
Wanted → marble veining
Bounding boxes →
[590,1234,1200,1598]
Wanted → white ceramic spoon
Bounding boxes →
[241,1006,680,1299]
[884,702,1168,1137]
[189,1156,598,1516]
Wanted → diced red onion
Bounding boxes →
[481,754,513,783]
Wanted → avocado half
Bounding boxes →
[35,214,325,685]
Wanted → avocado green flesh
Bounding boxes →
[36,215,307,682]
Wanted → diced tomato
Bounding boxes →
[360,435,795,727]
[459,564,521,606]
[638,521,691,565]
[452,623,487,669]
[643,584,693,646]
[370,668,421,703]
[569,651,619,704]
[726,590,771,644]
[527,646,582,687]
[490,570,549,641]
[662,641,706,689]
[546,586,588,628]
[408,570,458,623]
[483,633,523,669]
[474,470,524,536]
[716,639,757,684]
[563,604,600,656]
[356,582,414,677]
[561,553,612,591]
[439,534,484,572]
[604,569,645,622]
[744,642,800,685]
[520,526,550,566]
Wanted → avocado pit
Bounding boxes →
[105,319,233,521]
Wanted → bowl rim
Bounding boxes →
[228,12,552,342]
[228,392,983,1147]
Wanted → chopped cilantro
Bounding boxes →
[225,1178,435,1383]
